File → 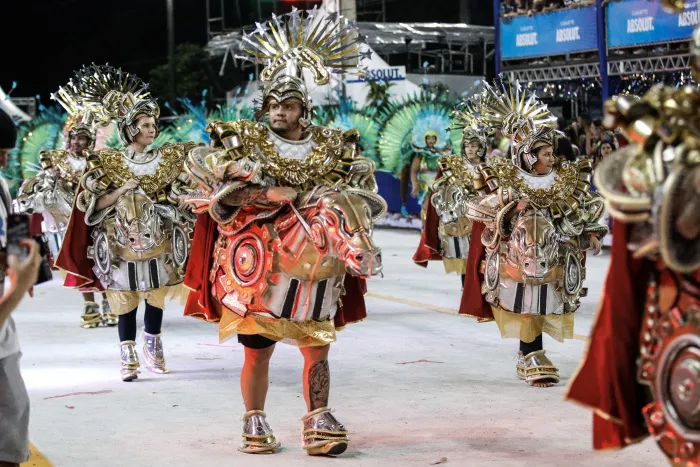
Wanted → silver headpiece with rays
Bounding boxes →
[480,80,558,167]
[237,7,369,125]
[52,63,159,146]
[451,90,490,160]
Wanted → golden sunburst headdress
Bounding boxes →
[237,7,369,124]
[52,63,158,145]
[479,80,558,170]
[450,91,489,160]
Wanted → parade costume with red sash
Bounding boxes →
[463,81,608,387]
[414,97,491,279]
[52,64,197,382]
[182,9,386,457]
[17,108,116,327]
[567,23,700,461]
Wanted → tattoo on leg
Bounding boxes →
[308,360,330,410]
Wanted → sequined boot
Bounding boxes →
[239,410,281,454]
[100,299,118,327]
[80,301,102,329]
[120,341,140,382]
[516,350,559,387]
[302,407,349,456]
[143,332,169,374]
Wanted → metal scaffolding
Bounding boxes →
[504,62,601,82]
[607,54,691,76]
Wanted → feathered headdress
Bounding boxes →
[236,7,369,123]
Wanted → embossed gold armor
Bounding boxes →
[589,23,700,459]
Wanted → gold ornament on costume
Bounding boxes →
[84,142,196,198]
[489,157,593,219]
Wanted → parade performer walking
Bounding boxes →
[463,82,607,387]
[413,96,490,282]
[55,64,197,381]
[567,2,700,461]
[182,9,386,456]
[17,108,115,328]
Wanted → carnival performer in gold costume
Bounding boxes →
[464,82,608,387]
[414,96,490,281]
[183,8,386,456]
[17,108,115,328]
[55,65,197,382]
[566,2,700,463]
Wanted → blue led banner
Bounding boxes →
[500,6,598,59]
[607,0,698,48]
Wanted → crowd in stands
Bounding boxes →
[489,113,624,171]
[501,0,596,17]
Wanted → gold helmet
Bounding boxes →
[63,112,96,151]
[451,91,489,161]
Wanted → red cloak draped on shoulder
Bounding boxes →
[412,169,443,267]
[54,186,103,291]
[183,213,368,327]
[565,220,650,450]
[458,221,493,321]
[412,191,442,266]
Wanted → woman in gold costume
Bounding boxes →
[464,82,608,387]
[56,65,197,382]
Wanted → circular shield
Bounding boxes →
[93,231,111,276]
[485,251,500,291]
[172,225,189,267]
[564,251,582,296]
[657,335,700,442]
[221,225,273,298]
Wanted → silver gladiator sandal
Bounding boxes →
[100,299,118,327]
[120,341,140,382]
[239,410,281,454]
[516,350,560,388]
[81,301,102,328]
[301,407,349,456]
[143,332,169,374]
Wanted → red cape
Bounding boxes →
[412,191,442,266]
[458,222,493,321]
[565,220,650,449]
[183,213,368,326]
[54,186,103,291]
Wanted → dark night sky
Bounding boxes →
[2,0,493,101]
[1,0,209,100]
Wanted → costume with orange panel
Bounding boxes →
[182,9,386,456]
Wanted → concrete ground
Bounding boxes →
[14,228,660,466]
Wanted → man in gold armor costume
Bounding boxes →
[183,9,386,457]
[567,2,700,464]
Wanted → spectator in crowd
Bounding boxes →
[486,136,503,161]
[0,110,42,467]
[591,130,618,170]
[555,135,577,162]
